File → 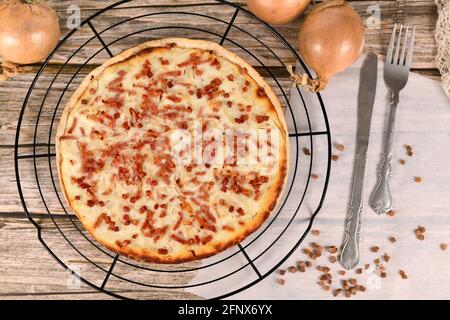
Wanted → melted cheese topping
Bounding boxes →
[58,42,287,263]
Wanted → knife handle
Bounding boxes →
[340,150,367,270]
[340,202,363,270]
[370,90,399,214]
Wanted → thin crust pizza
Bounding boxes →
[56,38,289,263]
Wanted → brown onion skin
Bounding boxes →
[298,0,365,90]
[0,0,60,64]
[247,0,311,25]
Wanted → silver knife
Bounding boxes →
[340,53,378,270]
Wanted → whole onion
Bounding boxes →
[0,0,60,65]
[297,0,365,91]
[247,0,311,25]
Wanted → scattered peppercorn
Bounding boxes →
[415,226,426,241]
[332,155,339,161]
[399,159,406,165]
[406,145,413,157]
[387,210,396,217]
[336,143,345,152]
[399,270,408,279]
[302,147,311,156]
[297,261,307,272]
[440,243,448,251]
[333,288,342,297]
[327,246,338,254]
[414,176,422,183]
[370,246,380,253]
[288,266,297,273]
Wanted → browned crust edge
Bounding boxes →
[56,38,290,264]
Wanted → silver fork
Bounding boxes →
[370,24,415,214]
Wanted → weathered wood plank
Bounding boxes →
[0,216,201,299]
[0,1,437,68]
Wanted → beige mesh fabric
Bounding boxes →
[436,0,450,98]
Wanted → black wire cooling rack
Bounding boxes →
[14,0,332,299]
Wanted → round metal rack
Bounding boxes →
[14,0,332,299]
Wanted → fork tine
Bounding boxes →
[386,23,397,64]
[405,26,415,68]
[393,24,403,64]
[400,26,409,65]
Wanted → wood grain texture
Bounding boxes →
[0,216,200,300]
[0,0,444,300]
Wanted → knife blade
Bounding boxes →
[339,53,378,270]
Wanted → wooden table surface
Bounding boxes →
[0,0,442,300]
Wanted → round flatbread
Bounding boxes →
[56,38,289,263]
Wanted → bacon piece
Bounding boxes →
[223,225,235,232]
[135,60,153,79]
[102,97,123,109]
[210,58,221,70]
[142,225,168,242]
[158,248,168,255]
[177,52,213,68]
[235,114,249,124]
[255,115,269,123]
[173,212,183,231]
[129,107,139,126]
[123,214,131,226]
[108,76,125,93]
[59,135,78,140]
[139,205,148,214]
[94,213,119,232]
[256,87,267,97]
[122,122,130,131]
[141,99,158,115]
[78,142,104,174]
[160,70,182,78]
[171,233,188,244]
[94,213,106,229]
[201,235,213,244]
[116,239,131,248]
[166,95,182,103]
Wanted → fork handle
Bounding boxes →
[370,90,399,214]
